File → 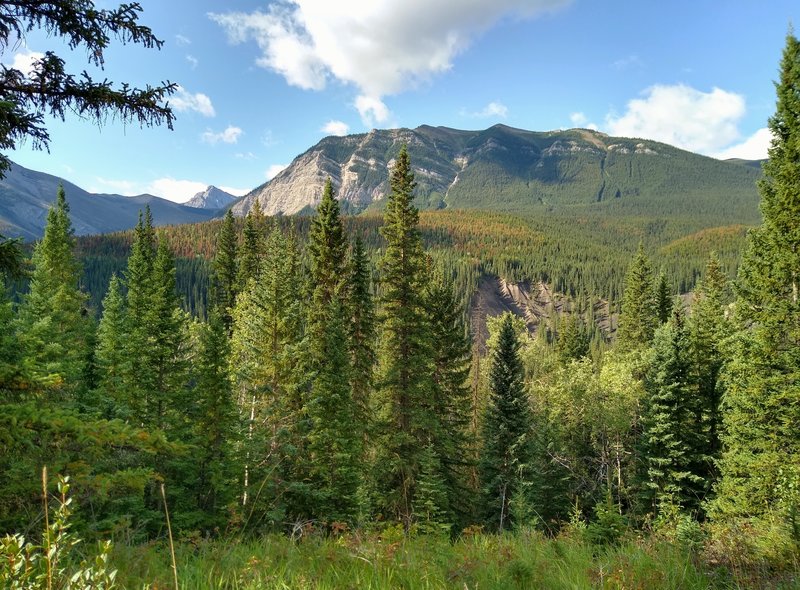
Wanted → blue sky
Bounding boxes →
[5,0,799,202]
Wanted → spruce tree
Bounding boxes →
[346,235,376,425]
[230,224,304,519]
[713,31,800,521]
[425,276,474,528]
[557,309,590,364]
[119,208,157,423]
[638,304,703,514]
[236,200,265,292]
[374,145,435,528]
[15,185,91,396]
[190,311,239,529]
[687,253,729,490]
[617,244,657,349]
[95,274,127,415]
[655,270,673,325]
[304,178,361,522]
[212,209,238,332]
[479,313,534,531]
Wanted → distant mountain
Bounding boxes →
[185,185,237,210]
[233,125,761,221]
[0,162,219,240]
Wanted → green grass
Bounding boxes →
[110,529,727,590]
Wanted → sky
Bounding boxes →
[5,0,800,203]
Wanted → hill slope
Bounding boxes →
[0,162,219,240]
[234,124,761,223]
[185,185,237,209]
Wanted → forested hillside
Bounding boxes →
[2,27,800,590]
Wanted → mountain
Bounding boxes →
[233,124,761,221]
[0,161,219,240]
[185,185,237,209]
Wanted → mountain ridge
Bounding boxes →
[0,162,219,240]
[232,124,762,219]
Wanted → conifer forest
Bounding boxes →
[2,13,800,590]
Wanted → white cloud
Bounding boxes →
[186,54,199,69]
[93,177,141,196]
[570,112,587,126]
[10,49,45,76]
[148,178,208,203]
[355,95,390,126]
[569,111,598,130]
[175,34,191,46]
[219,185,250,197]
[266,164,288,180]
[465,101,509,118]
[210,0,568,123]
[612,54,643,70]
[170,86,216,117]
[605,84,746,154]
[713,127,773,160]
[235,151,257,160]
[201,125,243,145]
[321,119,350,136]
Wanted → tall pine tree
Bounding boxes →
[479,313,534,531]
[304,178,361,522]
[15,185,91,397]
[212,209,238,332]
[713,31,800,521]
[374,145,435,528]
[617,244,657,349]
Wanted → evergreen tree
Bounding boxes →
[617,244,657,349]
[557,309,590,364]
[190,311,239,530]
[346,236,376,425]
[713,31,800,521]
[374,145,435,528]
[479,313,534,531]
[15,185,91,396]
[425,276,474,528]
[230,224,304,521]
[304,178,361,522]
[655,270,673,325]
[212,209,238,331]
[119,207,157,423]
[95,274,127,414]
[687,253,729,490]
[305,298,361,522]
[236,200,265,291]
[638,305,703,514]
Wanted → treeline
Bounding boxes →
[2,34,799,575]
[75,205,750,319]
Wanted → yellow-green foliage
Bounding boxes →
[109,529,717,590]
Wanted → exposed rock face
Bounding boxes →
[185,185,236,209]
[232,124,760,217]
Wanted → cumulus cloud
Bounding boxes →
[201,125,243,145]
[465,101,509,118]
[210,0,568,124]
[170,86,216,117]
[713,127,773,160]
[266,164,288,180]
[10,49,45,76]
[219,185,249,197]
[147,178,207,202]
[354,95,390,126]
[605,84,746,154]
[569,111,598,130]
[93,177,140,196]
[321,120,350,136]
